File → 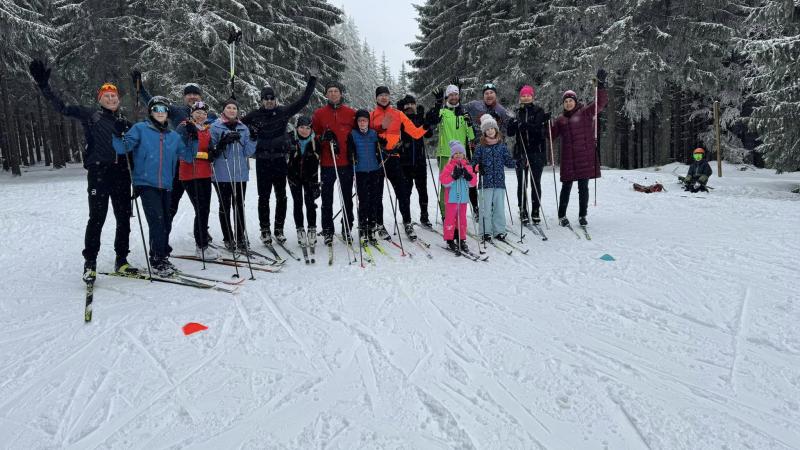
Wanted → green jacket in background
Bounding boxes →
[435,106,475,159]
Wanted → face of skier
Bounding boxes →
[150,108,168,124]
[184,93,201,107]
[297,125,312,138]
[563,98,577,112]
[376,93,391,107]
[261,97,277,110]
[452,151,465,161]
[446,92,459,106]
[485,127,498,139]
[326,87,342,105]
[519,94,534,104]
[403,102,416,115]
[98,92,120,111]
[191,109,208,124]
[483,89,497,106]
[357,117,370,132]
[223,104,239,120]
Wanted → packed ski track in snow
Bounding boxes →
[1,162,798,449]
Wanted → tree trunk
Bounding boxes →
[71,119,83,163]
[61,115,72,163]
[0,71,22,175]
[37,95,51,167]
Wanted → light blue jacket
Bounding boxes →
[113,120,191,190]
[210,119,257,182]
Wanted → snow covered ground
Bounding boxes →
[1,162,798,449]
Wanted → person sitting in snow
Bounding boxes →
[680,147,713,192]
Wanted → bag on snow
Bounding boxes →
[633,182,664,193]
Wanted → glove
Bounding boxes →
[184,121,198,138]
[247,124,260,139]
[29,59,51,88]
[432,88,444,106]
[226,29,242,45]
[543,111,552,123]
[208,144,222,161]
[451,165,463,180]
[596,68,607,88]
[378,137,388,149]
[451,76,463,91]
[463,170,473,182]
[322,129,336,142]
[311,182,321,199]
[113,117,130,136]
[219,131,241,146]
[130,70,142,89]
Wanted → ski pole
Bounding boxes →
[122,137,153,280]
[329,133,356,263]
[210,163,240,279]
[548,119,558,217]
[190,155,206,270]
[351,166,364,268]
[227,29,242,98]
[232,140,255,279]
[426,152,442,226]
[519,162,526,243]
[378,151,405,256]
[594,79,598,207]
[519,130,549,229]
[218,143,242,278]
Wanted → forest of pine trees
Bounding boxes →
[1,0,798,175]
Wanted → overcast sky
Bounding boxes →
[336,0,420,77]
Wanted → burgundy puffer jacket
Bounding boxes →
[551,89,607,182]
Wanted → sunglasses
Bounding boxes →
[151,105,169,113]
[263,96,276,101]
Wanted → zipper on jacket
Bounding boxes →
[158,132,164,189]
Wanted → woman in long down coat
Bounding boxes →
[550,69,607,228]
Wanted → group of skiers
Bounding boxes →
[29,57,616,280]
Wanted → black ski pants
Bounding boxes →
[83,163,131,262]
[558,178,590,219]
[255,159,288,233]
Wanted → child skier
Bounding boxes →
[347,109,384,245]
[680,147,713,192]
[175,101,220,260]
[440,141,477,252]
[471,115,516,242]
[287,116,321,246]
[113,96,192,276]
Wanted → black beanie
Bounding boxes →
[397,94,416,111]
[260,86,275,100]
[221,97,238,110]
[296,115,312,127]
[375,86,390,97]
[183,83,202,96]
[325,81,344,93]
[355,109,370,123]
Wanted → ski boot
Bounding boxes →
[532,209,541,225]
[297,227,307,246]
[274,228,287,244]
[404,222,417,240]
[196,245,220,261]
[235,240,249,254]
[114,256,139,274]
[151,258,176,277]
[82,259,97,283]
[307,227,317,246]
[520,210,530,225]
[579,216,588,226]
[559,217,570,227]
[419,215,433,229]
[374,224,390,240]
[482,233,492,243]
[367,226,379,245]
[446,239,459,252]
[224,240,236,252]
[260,228,273,245]
[323,230,334,246]
[459,239,469,252]
[495,232,507,241]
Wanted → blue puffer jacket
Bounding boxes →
[210,119,257,182]
[347,128,381,173]
[113,120,191,190]
[470,142,516,189]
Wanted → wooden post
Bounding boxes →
[714,100,722,177]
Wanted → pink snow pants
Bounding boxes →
[443,203,468,240]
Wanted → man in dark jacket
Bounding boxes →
[397,95,434,227]
[30,59,135,280]
[242,75,317,245]
[680,148,713,192]
[507,85,548,225]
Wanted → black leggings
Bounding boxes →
[214,181,248,245]
[558,179,589,218]
[184,178,212,248]
[289,182,317,229]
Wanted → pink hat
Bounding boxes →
[562,90,578,101]
[519,85,535,97]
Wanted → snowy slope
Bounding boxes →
[0,162,798,449]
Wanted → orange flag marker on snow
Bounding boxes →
[182,322,208,336]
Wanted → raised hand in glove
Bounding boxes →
[130,70,142,89]
[29,59,51,88]
[432,88,444,106]
[596,68,608,88]
[451,76,463,90]
[227,29,242,45]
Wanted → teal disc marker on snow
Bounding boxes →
[600,254,615,261]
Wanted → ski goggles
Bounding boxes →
[150,104,169,113]
[97,83,119,100]
[483,83,497,93]
[191,101,209,112]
